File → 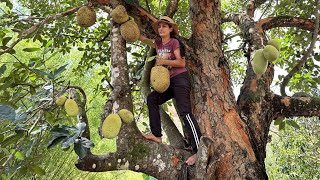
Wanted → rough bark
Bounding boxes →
[188,0,266,179]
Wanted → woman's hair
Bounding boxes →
[176,37,186,57]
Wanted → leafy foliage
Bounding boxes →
[266,117,320,179]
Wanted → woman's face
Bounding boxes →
[158,22,173,37]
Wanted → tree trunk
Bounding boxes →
[188,0,267,178]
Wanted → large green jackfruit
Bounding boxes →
[118,109,134,123]
[267,39,280,51]
[76,6,96,27]
[120,20,140,42]
[263,45,279,62]
[55,96,67,106]
[64,99,79,117]
[252,49,268,75]
[111,5,129,24]
[150,66,170,93]
[101,114,122,139]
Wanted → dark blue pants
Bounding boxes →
[147,72,202,153]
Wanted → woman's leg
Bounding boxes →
[147,88,173,138]
[171,72,202,164]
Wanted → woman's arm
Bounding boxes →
[156,48,186,68]
[139,35,156,48]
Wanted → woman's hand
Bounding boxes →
[156,58,164,66]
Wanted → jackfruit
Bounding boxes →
[76,6,96,27]
[111,5,129,24]
[55,96,67,106]
[64,99,79,117]
[118,109,134,123]
[252,49,268,75]
[263,45,279,62]
[267,39,280,51]
[101,114,122,139]
[150,66,170,93]
[120,20,140,42]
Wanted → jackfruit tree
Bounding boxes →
[0,0,319,179]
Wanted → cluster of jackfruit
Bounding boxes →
[150,66,170,93]
[110,5,140,42]
[55,96,79,117]
[76,6,96,27]
[252,39,280,76]
[101,109,134,139]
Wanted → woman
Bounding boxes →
[139,16,202,165]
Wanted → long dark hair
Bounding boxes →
[175,36,186,57]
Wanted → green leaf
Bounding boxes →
[47,72,54,79]
[0,132,24,148]
[4,0,13,9]
[45,40,53,48]
[286,120,300,129]
[0,64,6,75]
[146,56,157,62]
[33,69,49,77]
[74,141,88,159]
[279,121,286,131]
[30,165,46,176]
[2,37,12,46]
[50,126,70,136]
[22,47,41,52]
[75,122,86,133]
[31,125,48,135]
[132,52,142,57]
[13,151,25,160]
[47,136,67,149]
[79,137,94,148]
[53,64,67,78]
[61,134,78,149]
[274,118,283,125]
[0,104,16,121]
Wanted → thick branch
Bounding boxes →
[165,0,180,17]
[75,138,195,179]
[256,16,320,34]
[0,5,84,56]
[272,94,320,118]
[280,0,319,96]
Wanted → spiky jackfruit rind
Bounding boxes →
[64,99,79,117]
[267,39,280,51]
[263,45,279,62]
[76,6,96,27]
[56,96,67,106]
[118,109,134,123]
[101,114,122,139]
[120,20,140,42]
[252,49,268,75]
[111,5,129,24]
[150,66,170,93]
